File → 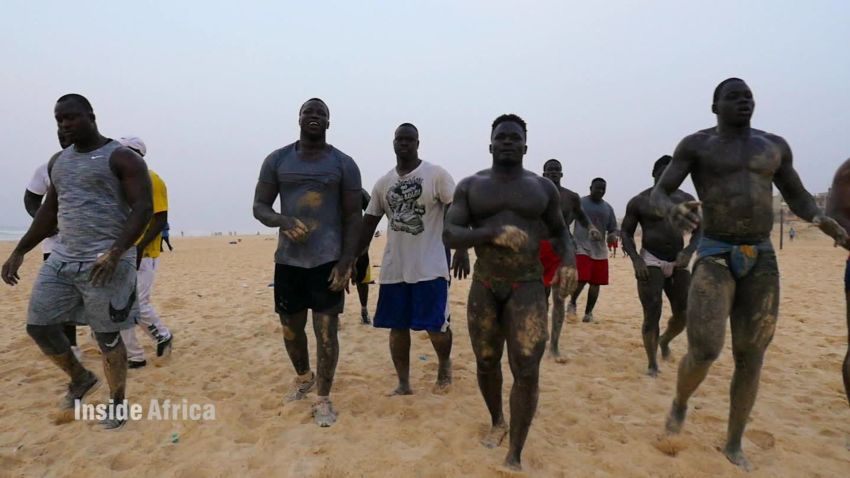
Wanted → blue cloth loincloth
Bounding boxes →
[697,237,773,279]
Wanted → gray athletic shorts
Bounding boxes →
[27,255,138,333]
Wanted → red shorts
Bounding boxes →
[576,254,609,285]
[538,240,561,287]
[608,241,618,250]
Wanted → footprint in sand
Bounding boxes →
[745,430,775,450]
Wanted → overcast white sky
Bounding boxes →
[2,0,848,234]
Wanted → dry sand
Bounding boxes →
[0,228,848,477]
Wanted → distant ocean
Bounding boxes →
[0,229,26,242]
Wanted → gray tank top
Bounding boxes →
[50,140,135,262]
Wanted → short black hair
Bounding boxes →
[396,122,419,133]
[491,114,527,137]
[543,159,561,167]
[653,155,672,176]
[56,93,93,113]
[300,97,329,115]
[712,78,745,103]
[591,177,606,185]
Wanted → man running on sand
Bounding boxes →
[621,155,699,377]
[569,178,618,323]
[358,123,465,395]
[539,159,599,362]
[25,130,81,360]
[826,158,850,406]
[253,98,362,427]
[652,78,848,470]
[2,94,153,430]
[444,114,577,471]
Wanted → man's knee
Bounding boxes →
[476,352,501,374]
[26,324,69,355]
[511,352,542,382]
[94,331,124,353]
[690,344,722,365]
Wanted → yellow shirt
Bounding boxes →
[136,170,168,259]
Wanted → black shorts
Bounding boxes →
[355,254,370,283]
[274,261,344,315]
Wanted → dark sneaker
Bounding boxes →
[156,334,173,358]
[60,371,100,409]
[99,417,127,430]
[128,360,147,369]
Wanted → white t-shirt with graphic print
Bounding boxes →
[366,160,455,284]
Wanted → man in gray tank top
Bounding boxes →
[253,98,362,427]
[1,94,153,430]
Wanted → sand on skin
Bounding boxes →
[0,228,848,477]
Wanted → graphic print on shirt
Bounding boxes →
[386,176,425,235]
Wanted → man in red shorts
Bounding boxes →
[539,159,599,360]
[569,178,618,323]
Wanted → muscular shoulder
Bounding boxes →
[672,189,696,202]
[560,186,581,201]
[758,130,791,153]
[329,145,355,164]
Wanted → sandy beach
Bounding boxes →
[0,229,848,477]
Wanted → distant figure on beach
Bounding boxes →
[25,130,80,361]
[608,233,619,257]
[825,158,850,406]
[569,178,618,323]
[116,136,174,369]
[2,94,153,430]
[253,98,362,427]
[788,226,796,242]
[355,188,372,324]
[539,159,599,362]
[652,78,848,471]
[621,155,699,377]
[444,114,577,471]
[161,222,173,251]
[358,123,463,395]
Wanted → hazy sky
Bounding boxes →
[2,1,848,234]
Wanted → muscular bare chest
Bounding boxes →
[695,135,781,182]
[468,176,548,221]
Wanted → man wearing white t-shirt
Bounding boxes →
[24,131,80,359]
[358,123,466,395]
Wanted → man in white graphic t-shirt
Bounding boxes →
[357,123,468,395]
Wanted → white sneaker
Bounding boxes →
[71,346,83,361]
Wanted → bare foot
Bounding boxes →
[723,446,753,472]
[665,400,687,434]
[285,372,315,403]
[503,454,522,471]
[647,366,659,378]
[432,371,452,394]
[387,385,413,396]
[312,399,337,427]
[660,341,672,361]
[481,422,508,448]
[550,350,568,364]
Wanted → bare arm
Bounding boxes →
[136,211,167,252]
[338,189,363,268]
[826,159,850,233]
[442,178,497,249]
[14,185,58,256]
[542,180,575,267]
[651,136,700,230]
[108,148,153,254]
[772,138,821,222]
[24,191,43,218]
[620,197,641,261]
[573,196,592,229]
[357,213,382,257]
[253,181,286,228]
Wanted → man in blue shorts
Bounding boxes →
[358,123,466,395]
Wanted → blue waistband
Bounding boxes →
[697,237,773,279]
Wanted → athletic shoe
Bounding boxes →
[128,360,147,369]
[60,371,100,409]
[71,346,83,361]
[156,334,173,357]
[99,417,127,430]
[567,303,577,317]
